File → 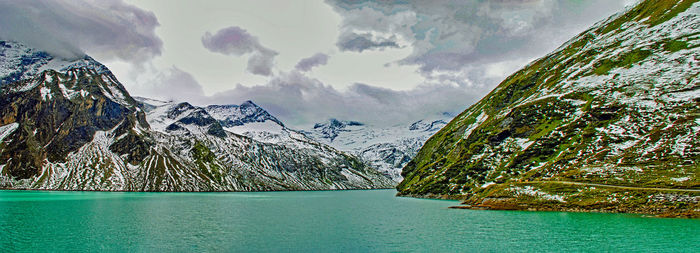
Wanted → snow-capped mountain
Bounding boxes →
[0,40,393,191]
[206,101,284,128]
[204,101,292,144]
[304,118,450,181]
[0,41,108,86]
[398,0,699,217]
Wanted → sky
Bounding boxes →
[0,0,636,128]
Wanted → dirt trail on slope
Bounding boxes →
[525,181,700,193]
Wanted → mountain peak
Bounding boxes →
[313,118,363,129]
[0,40,110,86]
[408,119,448,132]
[241,100,256,106]
[311,118,364,142]
[205,100,284,128]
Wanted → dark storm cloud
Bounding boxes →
[201,26,278,76]
[0,0,162,62]
[295,53,330,71]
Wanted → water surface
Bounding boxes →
[0,189,698,252]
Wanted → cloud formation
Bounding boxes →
[127,67,480,128]
[326,0,629,84]
[201,26,278,76]
[295,53,330,71]
[205,70,490,127]
[334,5,416,52]
[0,0,162,62]
[337,32,400,52]
[126,66,207,104]
[130,0,630,128]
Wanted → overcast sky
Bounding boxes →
[0,0,635,127]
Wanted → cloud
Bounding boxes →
[247,49,277,76]
[326,0,629,84]
[121,65,207,104]
[334,5,416,52]
[201,26,278,76]
[295,53,330,71]
[206,70,491,127]
[337,32,400,52]
[201,26,263,55]
[0,0,162,62]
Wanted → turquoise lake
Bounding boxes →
[0,189,698,252]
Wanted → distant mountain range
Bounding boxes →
[136,96,451,183]
[397,0,700,217]
[303,117,450,181]
[0,40,393,191]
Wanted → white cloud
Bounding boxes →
[204,70,491,127]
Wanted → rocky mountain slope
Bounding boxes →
[397,0,700,217]
[0,41,393,191]
[304,117,450,181]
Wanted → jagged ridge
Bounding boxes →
[0,41,393,191]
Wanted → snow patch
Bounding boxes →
[513,138,535,150]
[481,182,496,188]
[463,112,488,139]
[509,185,566,202]
[0,123,19,142]
[671,176,690,182]
[40,86,52,100]
[225,121,284,136]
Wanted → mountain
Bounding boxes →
[304,117,450,181]
[206,101,285,128]
[204,101,293,144]
[0,40,393,191]
[397,0,700,217]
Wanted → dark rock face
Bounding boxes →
[160,102,228,138]
[0,66,150,179]
[311,119,364,142]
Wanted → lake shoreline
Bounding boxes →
[0,186,396,193]
[397,192,700,219]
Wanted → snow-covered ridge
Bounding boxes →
[137,95,443,183]
[304,117,451,181]
[0,41,108,87]
[310,119,364,142]
[206,101,284,128]
[0,41,393,191]
[0,123,19,142]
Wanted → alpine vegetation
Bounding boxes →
[398,0,700,217]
